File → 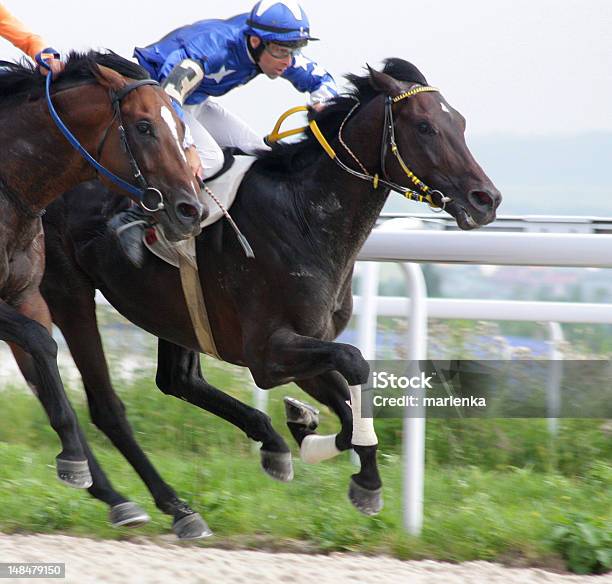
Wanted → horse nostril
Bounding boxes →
[177,203,199,220]
[468,190,494,210]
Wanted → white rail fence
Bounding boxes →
[350,221,612,536]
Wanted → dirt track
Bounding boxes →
[1,533,611,583]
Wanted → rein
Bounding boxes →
[265,86,451,211]
[44,70,165,213]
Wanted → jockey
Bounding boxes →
[0,2,64,76]
[111,0,338,267]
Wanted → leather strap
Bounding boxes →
[178,253,220,359]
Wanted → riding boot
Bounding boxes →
[108,206,151,268]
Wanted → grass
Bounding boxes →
[0,363,610,572]
[0,442,609,568]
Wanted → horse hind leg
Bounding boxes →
[156,338,293,484]
[74,422,150,528]
[284,396,321,439]
[46,288,155,530]
[1,296,92,488]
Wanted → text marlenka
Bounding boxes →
[373,395,487,408]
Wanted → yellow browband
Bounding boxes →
[264,86,445,208]
[392,85,439,103]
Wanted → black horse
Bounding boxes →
[39,59,501,538]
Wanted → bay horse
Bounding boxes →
[0,52,204,490]
[39,59,501,538]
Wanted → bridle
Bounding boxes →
[44,70,166,213]
[266,85,452,211]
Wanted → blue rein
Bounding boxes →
[42,61,165,211]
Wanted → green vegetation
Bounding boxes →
[0,363,610,573]
[549,512,611,575]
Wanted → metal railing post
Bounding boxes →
[546,322,564,436]
[397,262,428,536]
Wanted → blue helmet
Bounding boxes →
[246,1,318,44]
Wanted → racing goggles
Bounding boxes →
[263,41,306,60]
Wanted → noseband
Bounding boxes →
[45,72,165,213]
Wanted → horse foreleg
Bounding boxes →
[247,330,382,515]
[156,338,293,482]
[0,295,91,488]
[291,371,352,458]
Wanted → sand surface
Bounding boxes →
[1,533,611,583]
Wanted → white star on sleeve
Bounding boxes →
[292,53,312,71]
[311,64,327,77]
[207,65,236,83]
[310,83,337,103]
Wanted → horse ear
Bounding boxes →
[91,64,127,92]
[367,64,403,96]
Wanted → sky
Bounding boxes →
[1,0,611,138]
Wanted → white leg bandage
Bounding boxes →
[300,434,341,464]
[349,385,378,446]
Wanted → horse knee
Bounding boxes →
[155,369,175,396]
[335,428,352,451]
[247,365,272,389]
[22,321,58,360]
[155,364,194,397]
[335,344,369,385]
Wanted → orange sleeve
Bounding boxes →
[0,3,47,59]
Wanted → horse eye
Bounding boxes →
[417,121,433,135]
[136,120,153,135]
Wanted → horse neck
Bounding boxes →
[0,86,104,214]
[300,97,391,265]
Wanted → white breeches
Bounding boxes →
[183,99,269,178]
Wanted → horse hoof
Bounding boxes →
[260,450,294,482]
[110,502,151,528]
[284,396,320,430]
[348,478,383,516]
[172,513,213,540]
[56,458,93,489]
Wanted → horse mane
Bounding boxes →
[255,58,428,175]
[0,50,149,108]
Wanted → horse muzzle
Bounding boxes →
[159,190,208,242]
[446,186,502,231]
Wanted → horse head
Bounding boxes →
[367,60,501,229]
[89,62,207,242]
